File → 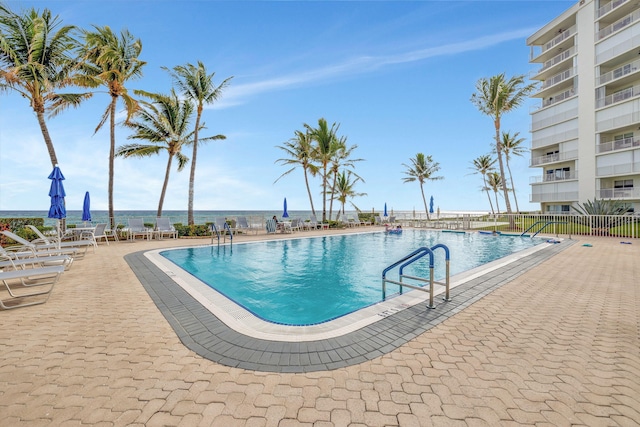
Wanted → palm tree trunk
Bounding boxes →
[494,191,501,214]
[506,160,519,213]
[303,168,316,217]
[187,108,202,226]
[482,174,495,215]
[157,155,173,218]
[328,170,338,220]
[36,110,59,167]
[420,183,430,221]
[108,97,117,229]
[321,165,328,222]
[494,123,512,213]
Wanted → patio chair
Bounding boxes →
[79,223,109,246]
[25,225,97,252]
[0,263,65,309]
[0,253,73,271]
[290,218,303,232]
[155,218,178,240]
[127,218,151,241]
[265,218,278,234]
[236,216,256,235]
[307,215,329,230]
[214,217,234,236]
[346,215,359,227]
[1,230,88,258]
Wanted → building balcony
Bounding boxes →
[534,47,576,79]
[530,191,579,203]
[597,58,640,86]
[597,0,631,19]
[530,25,576,61]
[596,83,640,108]
[598,187,640,199]
[530,171,578,184]
[597,8,640,40]
[597,136,640,153]
[530,150,578,167]
[537,88,576,110]
[596,162,640,176]
[538,68,576,92]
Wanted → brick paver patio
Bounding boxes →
[1,229,639,426]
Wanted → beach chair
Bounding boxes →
[265,218,278,234]
[290,218,303,232]
[346,215,359,227]
[236,216,256,235]
[0,263,64,309]
[0,253,73,271]
[155,218,178,240]
[214,217,234,236]
[127,218,151,241]
[79,223,110,246]
[1,230,88,258]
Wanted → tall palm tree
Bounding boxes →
[115,90,197,217]
[487,171,503,214]
[470,154,497,215]
[327,138,363,220]
[402,153,443,220]
[164,62,232,225]
[307,118,341,222]
[499,131,527,214]
[470,73,536,214]
[0,5,90,167]
[331,170,366,221]
[80,26,146,228]
[274,129,319,217]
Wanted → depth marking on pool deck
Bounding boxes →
[125,239,573,372]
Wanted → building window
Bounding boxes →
[614,179,634,189]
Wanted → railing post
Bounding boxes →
[444,259,451,302]
[428,266,435,309]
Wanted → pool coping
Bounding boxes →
[124,238,574,373]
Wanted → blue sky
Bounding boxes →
[0,0,574,214]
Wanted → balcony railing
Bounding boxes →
[541,88,576,109]
[597,59,640,85]
[597,0,630,18]
[530,150,579,166]
[597,8,640,40]
[598,187,640,198]
[596,162,640,176]
[530,170,578,183]
[597,137,640,153]
[596,83,640,108]
[541,26,576,56]
[530,191,579,203]
[539,68,575,91]
[537,47,576,75]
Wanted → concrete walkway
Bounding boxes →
[1,230,639,426]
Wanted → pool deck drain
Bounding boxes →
[124,239,573,373]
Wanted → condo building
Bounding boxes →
[527,0,640,213]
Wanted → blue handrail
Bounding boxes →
[211,222,233,245]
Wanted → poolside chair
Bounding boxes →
[214,217,234,236]
[0,253,73,271]
[0,264,64,309]
[81,223,109,246]
[346,215,359,227]
[236,216,256,235]
[127,218,151,241]
[1,230,87,258]
[290,218,302,232]
[265,218,278,234]
[155,218,178,240]
[307,215,329,230]
[374,216,383,226]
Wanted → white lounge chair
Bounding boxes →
[214,217,234,236]
[290,218,303,232]
[346,215,359,227]
[127,218,151,241]
[236,216,256,235]
[0,264,64,309]
[1,230,88,258]
[155,218,178,240]
[0,252,73,271]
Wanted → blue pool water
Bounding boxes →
[160,230,543,326]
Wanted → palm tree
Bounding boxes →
[163,62,232,225]
[0,5,90,167]
[327,138,363,220]
[306,118,341,222]
[499,131,527,214]
[115,90,197,217]
[487,171,503,214]
[275,129,319,217]
[470,154,497,215]
[80,26,146,228]
[470,73,536,214]
[331,170,366,221]
[402,153,443,220]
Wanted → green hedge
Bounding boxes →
[0,217,45,246]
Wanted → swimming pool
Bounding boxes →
[159,230,543,326]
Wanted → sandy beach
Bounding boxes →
[1,228,639,426]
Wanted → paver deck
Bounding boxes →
[1,228,639,426]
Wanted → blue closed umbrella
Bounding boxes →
[82,191,91,222]
[48,165,66,245]
[282,197,289,218]
[383,202,388,217]
[429,196,434,214]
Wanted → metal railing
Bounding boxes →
[597,137,640,153]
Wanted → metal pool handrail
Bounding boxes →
[382,244,451,309]
[211,222,233,246]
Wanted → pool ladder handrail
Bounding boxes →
[520,220,569,238]
[211,222,233,246]
[382,244,451,309]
